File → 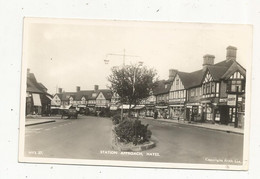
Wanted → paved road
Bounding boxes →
[24,116,243,165]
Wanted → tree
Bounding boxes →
[108,63,157,113]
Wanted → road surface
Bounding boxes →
[23,116,243,165]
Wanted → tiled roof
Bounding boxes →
[27,78,44,93]
[153,80,172,95]
[221,61,246,80]
[99,89,113,100]
[37,83,47,90]
[57,89,113,101]
[207,66,229,81]
[75,90,93,101]
[184,70,204,88]
[26,72,51,97]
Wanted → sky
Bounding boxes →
[23,18,252,95]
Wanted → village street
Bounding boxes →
[24,116,243,165]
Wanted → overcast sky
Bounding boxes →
[23,18,252,95]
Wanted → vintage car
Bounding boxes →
[60,105,78,119]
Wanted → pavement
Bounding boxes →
[23,115,244,164]
[25,115,66,126]
[144,117,244,135]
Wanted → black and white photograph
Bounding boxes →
[19,18,252,170]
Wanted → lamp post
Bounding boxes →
[133,61,143,119]
[234,86,239,128]
[104,49,140,121]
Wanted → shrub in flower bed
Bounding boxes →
[114,118,152,145]
[112,114,121,125]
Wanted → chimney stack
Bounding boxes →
[169,69,178,80]
[226,46,237,61]
[94,85,99,91]
[27,68,30,75]
[76,86,80,92]
[58,88,62,93]
[203,54,215,71]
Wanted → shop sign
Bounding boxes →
[227,94,236,106]
[219,98,227,103]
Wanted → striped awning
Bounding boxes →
[32,93,42,106]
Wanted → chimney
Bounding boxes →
[94,85,99,91]
[203,54,215,71]
[76,86,80,92]
[27,68,30,75]
[58,88,62,93]
[226,46,237,61]
[169,69,178,80]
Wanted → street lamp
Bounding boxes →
[104,49,140,121]
[133,61,144,94]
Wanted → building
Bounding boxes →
[95,90,113,111]
[26,69,52,116]
[153,80,172,118]
[167,46,246,127]
[51,85,113,114]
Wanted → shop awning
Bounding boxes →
[59,105,72,110]
[119,105,134,109]
[145,106,155,110]
[110,106,118,110]
[169,104,184,107]
[32,93,42,106]
[51,106,60,109]
[155,106,168,109]
[132,105,145,110]
[78,104,86,108]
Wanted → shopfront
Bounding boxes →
[169,104,185,120]
[186,103,202,121]
[155,105,168,119]
[145,104,155,117]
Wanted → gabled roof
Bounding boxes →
[207,66,229,81]
[75,90,93,101]
[56,92,77,101]
[185,70,204,88]
[98,89,113,100]
[27,78,44,93]
[153,80,172,95]
[56,89,113,101]
[37,83,47,90]
[221,61,246,80]
[177,71,193,89]
[26,72,51,97]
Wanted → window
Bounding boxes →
[211,82,215,93]
[203,84,206,95]
[191,89,195,97]
[206,83,210,94]
[180,91,183,98]
[227,80,244,92]
[176,79,179,90]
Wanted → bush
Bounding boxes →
[114,118,152,145]
[112,114,121,125]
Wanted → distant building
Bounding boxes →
[51,85,113,114]
[26,69,52,116]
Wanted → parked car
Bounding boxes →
[61,106,78,119]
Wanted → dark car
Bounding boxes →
[61,107,78,119]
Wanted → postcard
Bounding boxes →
[19,18,252,170]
